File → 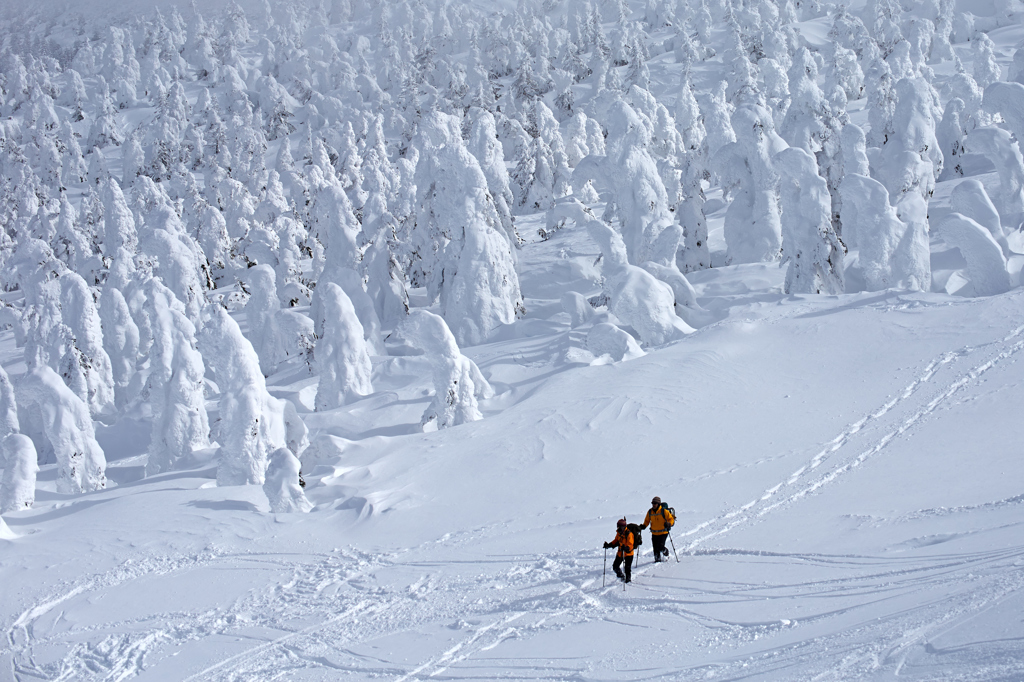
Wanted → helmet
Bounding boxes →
[652,497,661,505]
[617,518,627,528]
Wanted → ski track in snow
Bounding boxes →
[6,551,221,680]
[803,545,1024,681]
[4,542,604,680]
[4,548,386,680]
[676,322,1024,552]
[646,540,1024,680]
[14,541,1024,680]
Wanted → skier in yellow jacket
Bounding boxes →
[640,497,675,562]
[603,518,634,582]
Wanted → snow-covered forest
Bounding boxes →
[2,0,1024,678]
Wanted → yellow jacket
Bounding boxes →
[608,528,634,557]
[642,504,675,535]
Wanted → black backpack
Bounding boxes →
[626,522,643,548]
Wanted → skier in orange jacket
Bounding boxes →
[603,518,634,583]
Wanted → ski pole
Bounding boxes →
[668,531,680,563]
[603,547,607,587]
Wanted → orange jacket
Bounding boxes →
[608,528,634,557]
[642,504,675,535]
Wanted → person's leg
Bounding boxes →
[613,554,624,579]
[623,555,633,582]
[652,533,666,561]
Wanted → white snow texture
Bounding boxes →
[3,0,1024,679]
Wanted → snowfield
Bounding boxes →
[4,222,1024,680]
[3,0,1024,678]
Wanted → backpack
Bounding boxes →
[659,503,675,529]
[626,522,643,548]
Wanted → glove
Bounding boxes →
[603,542,610,549]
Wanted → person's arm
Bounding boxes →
[640,510,651,530]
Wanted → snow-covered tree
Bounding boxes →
[840,165,911,293]
[58,122,88,187]
[309,167,360,282]
[468,109,521,251]
[699,82,736,162]
[87,85,123,149]
[573,100,676,266]
[677,149,710,274]
[101,177,138,256]
[675,75,711,273]
[10,238,67,373]
[936,98,967,181]
[417,138,524,346]
[934,213,1011,296]
[313,282,373,410]
[335,122,365,209]
[244,264,283,377]
[198,307,290,487]
[714,103,787,264]
[774,147,844,295]
[931,0,956,62]
[878,77,942,205]
[588,214,694,345]
[552,197,693,344]
[780,48,833,156]
[263,447,313,513]
[60,272,115,416]
[17,364,106,494]
[398,310,493,431]
[191,196,233,281]
[99,282,140,411]
[565,112,591,167]
[950,179,1003,245]
[122,134,146,187]
[864,77,939,292]
[136,194,210,325]
[963,127,1024,230]
[982,82,1024,156]
[144,280,209,477]
[362,220,410,330]
[512,135,557,214]
[0,365,19,442]
[53,193,91,275]
[864,50,895,148]
[314,258,386,358]
[0,434,38,514]
[972,33,1001,89]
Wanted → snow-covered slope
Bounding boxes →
[4,217,1024,680]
